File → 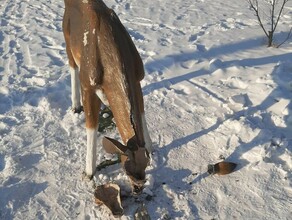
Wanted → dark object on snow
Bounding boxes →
[96,158,121,171]
[73,106,84,114]
[98,106,116,133]
[94,183,124,217]
[208,161,237,175]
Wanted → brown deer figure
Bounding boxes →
[62,0,152,192]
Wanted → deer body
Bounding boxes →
[62,0,152,186]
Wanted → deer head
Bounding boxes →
[103,136,150,194]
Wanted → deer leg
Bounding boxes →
[103,85,134,145]
[70,66,83,113]
[82,89,101,179]
[64,35,83,113]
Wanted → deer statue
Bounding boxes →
[62,0,152,193]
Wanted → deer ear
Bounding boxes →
[102,137,128,154]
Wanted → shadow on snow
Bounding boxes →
[144,36,292,218]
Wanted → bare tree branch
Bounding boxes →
[248,0,269,38]
[273,0,289,32]
[271,0,276,33]
[247,0,291,47]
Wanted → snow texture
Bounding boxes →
[0,0,292,219]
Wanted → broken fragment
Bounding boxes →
[208,161,237,175]
[94,183,124,217]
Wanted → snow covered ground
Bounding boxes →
[0,0,292,219]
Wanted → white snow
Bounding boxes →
[0,0,292,219]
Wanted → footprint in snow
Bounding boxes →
[181,60,197,69]
[263,137,291,177]
[125,3,131,10]
[217,18,247,31]
[159,38,172,46]
[188,30,205,42]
